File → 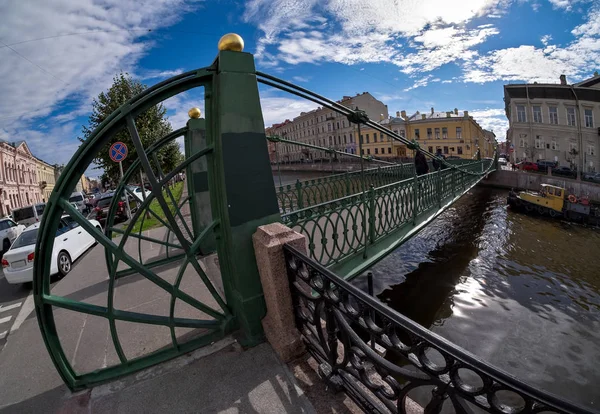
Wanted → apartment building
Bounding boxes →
[356,108,494,160]
[265,92,389,162]
[504,73,600,173]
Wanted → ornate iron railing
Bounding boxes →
[281,159,492,269]
[283,244,596,414]
[276,163,415,214]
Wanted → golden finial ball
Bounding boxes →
[188,107,202,119]
[218,33,244,52]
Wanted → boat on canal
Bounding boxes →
[507,183,600,225]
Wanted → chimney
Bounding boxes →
[421,114,426,120]
[454,108,458,115]
[431,107,434,114]
[446,112,451,118]
[559,74,567,85]
[396,111,400,117]
[464,111,469,118]
[595,71,599,76]
[401,110,407,119]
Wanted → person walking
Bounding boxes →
[432,148,445,171]
[415,149,429,176]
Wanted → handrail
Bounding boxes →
[283,244,596,414]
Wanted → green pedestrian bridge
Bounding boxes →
[30,33,594,414]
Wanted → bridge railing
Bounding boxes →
[282,159,493,269]
[276,163,415,214]
[283,244,594,414]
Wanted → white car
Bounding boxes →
[0,218,27,254]
[2,216,101,285]
[131,186,152,202]
[498,157,508,165]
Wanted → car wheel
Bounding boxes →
[57,251,72,277]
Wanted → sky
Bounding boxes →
[1,0,599,176]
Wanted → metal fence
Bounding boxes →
[283,244,596,414]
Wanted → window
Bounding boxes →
[415,129,420,139]
[367,149,371,155]
[328,123,331,131]
[373,133,378,143]
[535,136,544,149]
[343,135,347,144]
[336,122,340,129]
[381,147,385,154]
[443,146,449,154]
[428,146,433,153]
[387,148,392,154]
[435,128,440,139]
[366,134,370,143]
[517,105,526,122]
[533,106,542,123]
[519,138,526,148]
[551,139,559,150]
[549,107,558,124]
[457,146,463,155]
[427,128,432,139]
[375,148,379,154]
[585,109,594,128]
[442,127,448,139]
[456,127,462,139]
[361,149,364,155]
[588,145,596,156]
[567,107,576,126]
[360,134,363,143]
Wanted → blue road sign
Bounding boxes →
[110,142,128,163]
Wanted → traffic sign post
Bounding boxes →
[110,142,132,220]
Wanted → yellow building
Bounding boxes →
[35,157,57,202]
[355,109,497,161]
[398,109,495,159]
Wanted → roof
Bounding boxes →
[574,73,600,88]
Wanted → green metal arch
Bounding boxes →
[32,67,224,390]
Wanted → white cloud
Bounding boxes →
[403,75,441,91]
[259,95,318,127]
[0,0,199,165]
[292,76,311,82]
[138,69,185,80]
[470,108,509,140]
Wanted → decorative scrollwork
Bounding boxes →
[283,245,595,414]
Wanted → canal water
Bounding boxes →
[354,186,600,408]
[274,171,600,408]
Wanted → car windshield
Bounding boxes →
[35,204,46,215]
[11,229,39,249]
[69,195,84,202]
[97,197,113,208]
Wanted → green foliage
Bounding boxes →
[130,181,185,233]
[79,72,182,183]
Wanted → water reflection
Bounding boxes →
[354,187,600,408]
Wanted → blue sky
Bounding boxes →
[1,0,599,176]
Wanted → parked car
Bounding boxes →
[583,172,600,183]
[552,166,577,178]
[516,161,539,171]
[131,186,152,202]
[86,194,138,226]
[0,218,27,254]
[536,160,558,173]
[12,203,46,226]
[498,157,507,165]
[69,191,88,214]
[2,215,102,285]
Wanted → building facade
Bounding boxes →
[355,109,495,160]
[35,158,57,202]
[504,73,600,173]
[0,141,42,216]
[266,92,389,162]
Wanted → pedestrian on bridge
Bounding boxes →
[415,149,429,176]
[432,148,445,171]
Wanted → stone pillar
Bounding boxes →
[253,223,305,362]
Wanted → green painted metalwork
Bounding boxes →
[34,48,280,390]
[282,159,495,278]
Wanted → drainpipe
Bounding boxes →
[570,86,584,179]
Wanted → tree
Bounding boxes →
[79,72,182,184]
